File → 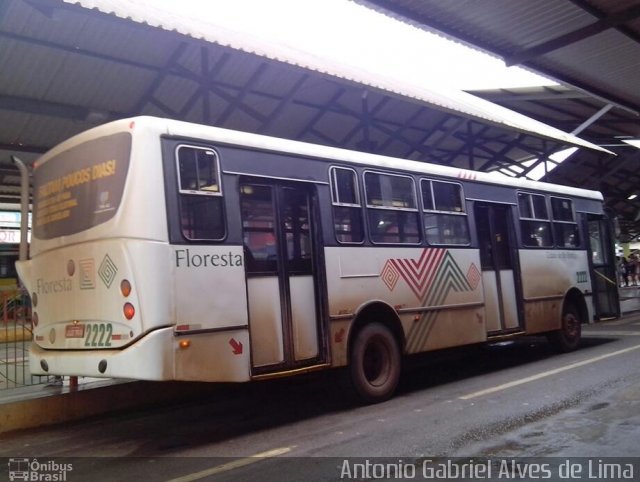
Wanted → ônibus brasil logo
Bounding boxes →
[7,458,73,481]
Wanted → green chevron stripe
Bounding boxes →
[406,252,473,353]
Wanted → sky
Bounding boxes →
[152,0,556,91]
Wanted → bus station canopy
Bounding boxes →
[358,0,640,239]
[0,0,638,238]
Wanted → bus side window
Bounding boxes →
[329,167,364,243]
[421,179,470,245]
[364,171,420,244]
[176,146,225,241]
[241,184,278,274]
[517,192,552,247]
[551,197,580,248]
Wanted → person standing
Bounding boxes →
[629,253,639,286]
[619,256,629,287]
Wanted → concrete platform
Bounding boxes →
[0,378,225,435]
[620,285,640,313]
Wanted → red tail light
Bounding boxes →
[123,303,135,320]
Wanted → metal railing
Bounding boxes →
[0,289,56,390]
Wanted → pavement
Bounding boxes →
[1,310,640,436]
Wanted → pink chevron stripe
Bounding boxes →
[389,248,445,300]
[394,250,441,290]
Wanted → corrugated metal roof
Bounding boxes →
[359,0,640,114]
[59,0,607,152]
[2,0,639,236]
[357,0,640,239]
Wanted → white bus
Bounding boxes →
[16,117,618,403]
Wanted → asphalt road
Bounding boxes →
[1,317,640,481]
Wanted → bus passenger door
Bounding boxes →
[475,202,523,334]
[587,214,619,319]
[240,181,325,375]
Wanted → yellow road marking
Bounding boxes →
[460,344,640,400]
[165,447,292,482]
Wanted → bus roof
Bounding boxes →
[37,116,604,202]
[160,117,603,202]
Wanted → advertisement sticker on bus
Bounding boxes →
[33,132,132,239]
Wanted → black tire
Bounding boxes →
[348,322,401,404]
[548,303,582,352]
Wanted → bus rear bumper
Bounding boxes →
[29,327,176,380]
[29,326,252,382]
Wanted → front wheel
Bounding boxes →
[348,323,401,404]
[548,303,582,352]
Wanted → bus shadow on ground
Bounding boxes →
[122,336,616,456]
[398,335,615,395]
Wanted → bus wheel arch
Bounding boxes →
[346,301,404,403]
[548,288,586,352]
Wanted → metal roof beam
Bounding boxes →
[296,89,434,157]
[129,42,189,115]
[477,133,528,171]
[477,92,623,144]
[295,88,346,141]
[0,143,47,154]
[330,97,441,158]
[457,130,543,171]
[0,94,117,122]
[519,142,558,179]
[376,108,425,153]
[569,0,640,45]
[505,3,640,66]
[571,103,613,135]
[0,30,164,74]
[424,117,467,157]
[257,74,309,134]
[307,128,340,147]
[359,1,640,114]
[216,63,269,125]
[340,92,390,151]
[471,89,591,102]
[207,81,268,125]
[449,136,518,169]
[174,53,231,120]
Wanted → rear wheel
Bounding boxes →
[548,303,582,352]
[348,323,401,404]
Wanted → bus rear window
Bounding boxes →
[176,145,225,241]
[33,132,131,240]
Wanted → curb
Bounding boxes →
[0,381,224,435]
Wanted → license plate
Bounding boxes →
[65,324,85,338]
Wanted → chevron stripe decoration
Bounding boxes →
[406,252,474,352]
[380,248,446,300]
[380,248,471,303]
[380,248,475,353]
[380,259,401,291]
[466,262,481,290]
